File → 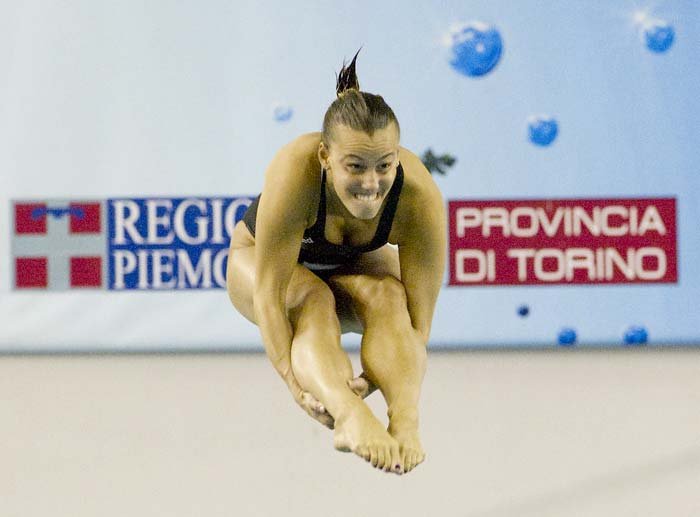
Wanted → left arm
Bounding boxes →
[397,169,447,345]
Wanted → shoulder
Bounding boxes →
[264,132,322,184]
[259,132,323,226]
[392,147,445,244]
[397,147,444,209]
[277,132,322,164]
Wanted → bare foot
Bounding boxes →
[333,402,403,474]
[388,408,425,474]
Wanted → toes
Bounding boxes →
[357,446,370,461]
[390,445,402,474]
[356,441,408,472]
[403,450,425,473]
[379,446,401,473]
[370,447,379,468]
[377,447,387,470]
[411,451,419,471]
[393,442,425,474]
[403,451,415,473]
[383,446,393,471]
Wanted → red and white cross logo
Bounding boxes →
[12,200,106,290]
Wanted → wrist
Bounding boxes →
[281,371,301,395]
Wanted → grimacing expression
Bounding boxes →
[318,123,400,220]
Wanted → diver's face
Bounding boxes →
[318,123,400,220]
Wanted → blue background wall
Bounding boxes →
[1,0,697,350]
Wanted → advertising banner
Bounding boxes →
[11,197,253,291]
[449,198,677,286]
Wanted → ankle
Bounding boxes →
[387,405,419,424]
[330,395,364,421]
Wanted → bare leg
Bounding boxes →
[226,242,401,473]
[287,282,402,473]
[328,274,427,473]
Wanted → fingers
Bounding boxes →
[299,391,335,429]
[347,373,378,399]
[300,391,323,413]
[315,412,335,429]
[311,404,334,429]
[312,399,325,414]
[347,377,369,398]
[359,372,378,396]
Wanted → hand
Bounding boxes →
[347,371,378,400]
[288,380,335,429]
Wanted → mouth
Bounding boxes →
[353,192,381,202]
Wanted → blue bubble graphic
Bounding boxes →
[528,115,558,146]
[557,328,577,346]
[623,326,649,345]
[447,22,503,77]
[273,105,293,122]
[517,305,529,317]
[643,19,674,53]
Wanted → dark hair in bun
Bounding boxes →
[322,48,400,145]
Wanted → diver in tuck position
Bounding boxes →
[226,51,445,475]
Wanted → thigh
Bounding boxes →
[326,244,403,333]
[226,243,342,328]
[341,244,401,280]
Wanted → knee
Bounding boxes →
[362,275,408,314]
[225,260,240,306]
[225,248,255,321]
[289,283,341,334]
[302,283,337,312]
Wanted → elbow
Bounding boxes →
[252,291,271,321]
[413,324,431,346]
[253,289,286,321]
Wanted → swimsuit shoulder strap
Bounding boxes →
[368,162,404,247]
[305,168,327,239]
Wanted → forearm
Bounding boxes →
[253,293,335,429]
[402,275,440,345]
[401,246,445,345]
[254,297,296,386]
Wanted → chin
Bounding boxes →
[354,211,376,220]
[355,203,383,219]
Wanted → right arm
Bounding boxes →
[252,137,317,399]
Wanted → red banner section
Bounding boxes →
[448,198,677,286]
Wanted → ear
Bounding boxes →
[318,141,330,168]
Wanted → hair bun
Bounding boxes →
[336,47,362,97]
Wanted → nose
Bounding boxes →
[361,172,380,192]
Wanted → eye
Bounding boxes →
[347,163,363,171]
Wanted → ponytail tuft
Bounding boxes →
[335,48,361,97]
[323,48,400,145]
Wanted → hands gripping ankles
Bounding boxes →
[298,372,424,476]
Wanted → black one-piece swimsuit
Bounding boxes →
[242,163,404,274]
